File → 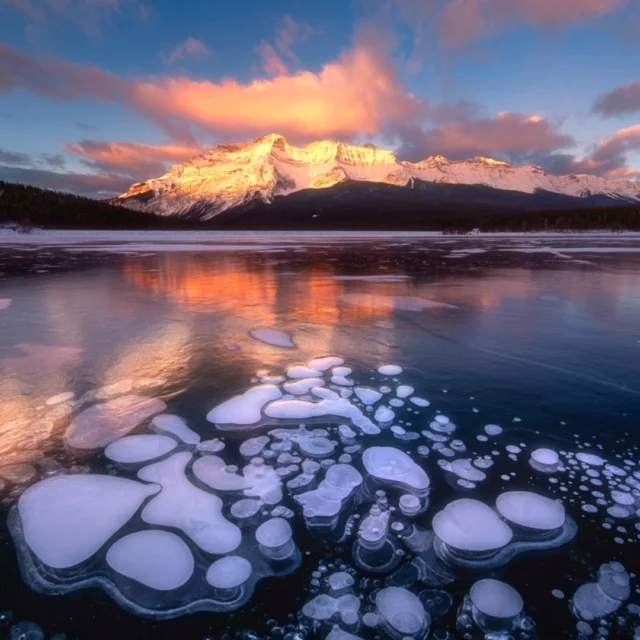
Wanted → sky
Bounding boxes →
[1,0,640,197]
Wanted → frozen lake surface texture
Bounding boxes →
[0,232,639,639]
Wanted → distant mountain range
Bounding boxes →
[114,133,640,223]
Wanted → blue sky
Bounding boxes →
[0,0,639,195]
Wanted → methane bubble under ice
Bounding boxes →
[104,434,178,465]
[151,414,200,444]
[207,385,282,427]
[106,530,194,591]
[18,475,160,569]
[249,329,295,349]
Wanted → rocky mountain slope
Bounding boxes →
[116,134,640,220]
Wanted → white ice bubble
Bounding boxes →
[470,579,523,618]
[378,365,403,376]
[397,385,414,398]
[363,446,430,495]
[206,555,252,589]
[576,452,605,466]
[105,434,177,464]
[376,587,428,636]
[496,491,565,530]
[331,376,353,387]
[239,436,270,457]
[450,459,487,483]
[283,378,325,395]
[192,455,249,491]
[264,397,360,422]
[197,438,225,453]
[138,452,241,554]
[410,397,430,407]
[531,448,559,466]
[484,424,503,436]
[611,490,635,506]
[207,385,282,426]
[106,530,194,591]
[230,498,262,519]
[18,475,160,569]
[250,329,295,349]
[354,387,383,405]
[432,499,513,553]
[151,414,200,444]
[256,517,292,548]
[308,356,344,372]
[328,571,355,591]
[375,406,395,423]
[287,365,321,379]
[65,396,166,449]
[46,391,75,406]
[332,366,352,378]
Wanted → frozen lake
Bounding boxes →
[0,232,639,639]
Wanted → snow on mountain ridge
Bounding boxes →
[117,133,640,220]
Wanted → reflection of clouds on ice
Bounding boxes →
[0,298,11,310]
[1,343,82,374]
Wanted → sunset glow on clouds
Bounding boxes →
[0,0,639,194]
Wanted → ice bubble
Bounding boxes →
[376,586,428,637]
[106,530,194,591]
[230,498,262,519]
[484,424,503,436]
[256,518,292,549]
[303,594,338,620]
[450,459,487,483]
[105,434,177,465]
[149,414,200,444]
[576,453,605,466]
[239,436,270,457]
[283,378,325,395]
[552,589,565,599]
[470,579,523,618]
[389,398,404,408]
[339,424,357,439]
[572,562,630,621]
[432,499,513,553]
[611,490,635,505]
[328,571,355,591]
[197,438,225,453]
[66,396,166,449]
[506,445,521,454]
[308,356,345,372]
[399,494,422,516]
[496,491,565,530]
[375,406,395,423]
[265,397,359,422]
[287,365,321,379]
[378,365,403,376]
[9,622,43,640]
[250,328,295,348]
[363,447,430,495]
[332,376,353,386]
[312,387,341,401]
[298,436,335,457]
[397,385,414,398]
[18,475,160,569]
[410,397,430,407]
[46,391,75,406]
[333,366,352,378]
[138,452,241,554]
[355,387,383,405]
[326,626,362,640]
[192,456,249,491]
[207,384,282,427]
[531,448,559,465]
[206,556,252,589]
[242,460,283,505]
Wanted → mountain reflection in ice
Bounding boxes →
[1,235,640,640]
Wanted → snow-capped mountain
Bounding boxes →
[116,134,640,220]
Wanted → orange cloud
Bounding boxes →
[256,41,289,77]
[64,140,201,179]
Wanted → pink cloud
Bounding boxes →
[64,140,201,179]
[386,0,629,48]
[397,111,574,162]
[256,41,289,77]
[275,15,315,62]
[593,80,640,117]
[167,37,211,63]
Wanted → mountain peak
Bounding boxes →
[116,135,640,220]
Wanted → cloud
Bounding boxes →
[381,0,630,50]
[1,0,148,37]
[275,15,315,62]
[257,41,288,77]
[64,140,200,179]
[0,165,131,196]
[593,80,640,117]
[166,37,211,63]
[0,147,33,167]
[395,111,574,163]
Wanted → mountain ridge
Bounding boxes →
[115,133,640,220]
